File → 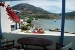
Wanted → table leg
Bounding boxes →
[43,46,47,50]
[21,44,25,50]
[26,45,28,50]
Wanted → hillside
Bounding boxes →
[11,3,61,19]
[65,11,75,19]
[59,11,75,20]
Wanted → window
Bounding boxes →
[11,25,14,28]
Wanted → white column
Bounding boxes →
[1,1,11,32]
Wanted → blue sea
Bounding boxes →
[32,20,75,33]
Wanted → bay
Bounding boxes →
[32,19,75,33]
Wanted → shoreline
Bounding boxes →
[10,29,75,36]
[11,29,75,35]
[32,20,75,33]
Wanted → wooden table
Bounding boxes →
[17,37,53,50]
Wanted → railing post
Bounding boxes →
[60,0,66,44]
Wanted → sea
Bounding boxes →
[32,19,75,33]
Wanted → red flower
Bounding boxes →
[6,5,20,23]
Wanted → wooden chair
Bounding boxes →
[1,38,20,50]
[56,42,72,50]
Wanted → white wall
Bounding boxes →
[1,1,11,32]
[0,1,20,32]
[2,33,58,50]
[2,32,75,50]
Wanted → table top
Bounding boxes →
[17,37,53,46]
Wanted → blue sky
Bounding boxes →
[10,0,75,13]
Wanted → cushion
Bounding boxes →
[61,42,72,50]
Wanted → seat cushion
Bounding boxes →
[61,43,72,50]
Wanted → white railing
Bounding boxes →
[2,30,75,50]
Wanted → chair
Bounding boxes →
[56,42,72,50]
[1,38,20,50]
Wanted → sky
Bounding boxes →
[10,0,75,13]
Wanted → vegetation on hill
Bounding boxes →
[11,3,61,19]
[12,3,75,20]
[59,11,75,20]
[65,11,75,19]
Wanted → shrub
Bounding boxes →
[27,18,32,23]
[26,23,34,27]
[21,26,28,30]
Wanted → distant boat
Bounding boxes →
[49,28,60,32]
[54,21,56,22]
[53,19,56,22]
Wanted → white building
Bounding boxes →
[0,1,19,32]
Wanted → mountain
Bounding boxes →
[11,3,61,19]
[59,11,75,20]
[65,11,75,19]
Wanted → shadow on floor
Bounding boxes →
[19,48,54,50]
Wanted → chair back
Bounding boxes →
[61,43,72,50]
[1,38,20,50]
[1,38,7,48]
